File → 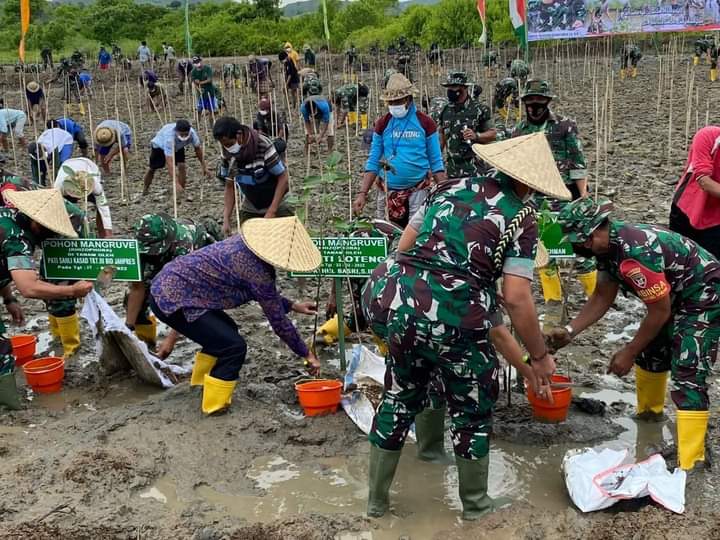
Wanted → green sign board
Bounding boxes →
[539,216,575,259]
[291,237,388,278]
[42,238,141,281]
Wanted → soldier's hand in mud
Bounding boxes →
[6,301,25,326]
[304,350,321,376]
[546,327,572,350]
[461,128,477,142]
[352,192,367,215]
[292,301,318,315]
[71,281,94,298]
[608,347,635,377]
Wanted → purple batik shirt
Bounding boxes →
[150,235,309,358]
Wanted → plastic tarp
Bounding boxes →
[562,448,686,514]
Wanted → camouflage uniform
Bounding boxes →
[132,213,219,324]
[427,96,448,125]
[439,72,493,179]
[334,83,369,113]
[509,59,529,81]
[361,175,537,459]
[559,199,720,411]
[493,77,520,140]
[620,44,642,69]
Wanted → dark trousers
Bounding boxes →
[149,296,247,381]
[669,204,720,259]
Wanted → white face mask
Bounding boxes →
[259,110,268,116]
[224,142,241,153]
[176,133,191,142]
[388,104,408,118]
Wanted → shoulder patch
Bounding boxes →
[619,259,670,304]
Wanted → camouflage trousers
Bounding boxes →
[0,319,13,376]
[635,311,720,411]
[368,311,499,460]
[44,280,77,317]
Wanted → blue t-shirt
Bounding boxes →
[300,97,332,123]
[56,117,84,138]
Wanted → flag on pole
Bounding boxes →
[476,0,487,45]
[509,0,527,51]
[184,0,192,55]
[19,0,30,62]
[321,0,331,43]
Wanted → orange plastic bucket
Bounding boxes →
[11,334,37,366]
[295,379,342,416]
[526,374,573,423]
[22,356,65,394]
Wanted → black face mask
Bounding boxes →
[526,103,549,124]
[572,244,595,259]
[447,89,463,103]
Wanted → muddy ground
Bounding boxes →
[1,49,720,539]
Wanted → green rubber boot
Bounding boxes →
[0,371,21,410]
[456,454,512,520]
[415,407,453,464]
[367,445,401,517]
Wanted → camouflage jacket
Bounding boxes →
[510,59,529,79]
[140,218,215,285]
[0,208,38,290]
[335,83,369,113]
[512,112,586,185]
[363,175,537,331]
[428,96,448,124]
[493,77,519,111]
[439,97,493,178]
[622,45,642,61]
[598,221,720,318]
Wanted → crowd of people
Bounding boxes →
[0,39,717,524]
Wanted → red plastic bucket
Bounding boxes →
[11,334,37,367]
[22,356,65,394]
[526,374,573,423]
[295,379,342,416]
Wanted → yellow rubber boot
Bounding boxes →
[48,315,60,339]
[635,366,668,420]
[539,267,563,303]
[316,315,352,346]
[79,102,86,116]
[711,69,717,82]
[632,67,638,78]
[620,68,626,80]
[360,113,368,130]
[191,352,217,386]
[576,270,597,297]
[348,111,358,125]
[677,410,709,470]
[694,55,700,66]
[134,316,157,347]
[202,375,236,414]
[55,313,81,357]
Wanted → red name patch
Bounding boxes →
[619,259,670,304]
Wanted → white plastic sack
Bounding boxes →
[562,448,686,514]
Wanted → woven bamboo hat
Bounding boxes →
[241,216,321,272]
[26,81,40,93]
[472,133,571,201]
[95,126,116,146]
[534,241,549,269]
[4,189,78,238]
[381,73,417,101]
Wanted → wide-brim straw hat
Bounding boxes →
[26,81,40,92]
[95,126,116,146]
[381,73,417,102]
[472,133,571,201]
[241,216,321,272]
[4,189,78,238]
[534,241,550,269]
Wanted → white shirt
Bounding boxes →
[38,128,73,153]
[54,157,112,230]
[137,45,151,62]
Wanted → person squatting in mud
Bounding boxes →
[0,189,93,409]
[149,216,321,415]
[550,197,720,471]
[361,133,566,520]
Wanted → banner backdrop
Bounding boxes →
[527,0,720,41]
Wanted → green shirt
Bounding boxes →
[191,65,215,97]
[439,97,493,178]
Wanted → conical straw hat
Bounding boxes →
[241,216,321,272]
[534,241,550,269]
[4,189,78,238]
[472,133,571,201]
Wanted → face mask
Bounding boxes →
[525,102,549,125]
[176,133,191,142]
[572,243,595,258]
[389,104,408,118]
[224,142,241,153]
[447,89,463,103]
[259,110,268,116]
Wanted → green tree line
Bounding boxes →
[0,0,515,61]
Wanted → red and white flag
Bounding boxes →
[476,0,487,45]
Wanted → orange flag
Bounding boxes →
[19,0,30,62]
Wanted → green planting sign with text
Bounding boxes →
[42,239,141,281]
[291,237,388,278]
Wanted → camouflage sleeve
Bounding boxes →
[476,105,493,133]
[2,226,35,271]
[565,121,587,180]
[502,212,538,280]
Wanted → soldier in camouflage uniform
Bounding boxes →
[512,79,596,306]
[125,213,219,351]
[332,82,370,129]
[620,44,642,79]
[0,189,93,409]
[693,36,714,66]
[493,77,520,140]
[551,197,720,471]
[361,133,565,520]
[509,59,529,83]
[438,71,495,179]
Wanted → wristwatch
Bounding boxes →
[3,295,17,305]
